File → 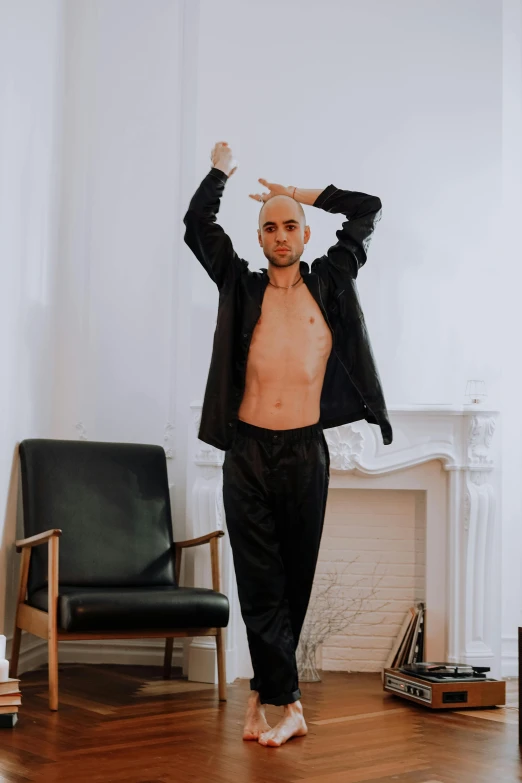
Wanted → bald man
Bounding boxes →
[183,141,392,747]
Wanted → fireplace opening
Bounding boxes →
[311,488,427,673]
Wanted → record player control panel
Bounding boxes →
[385,673,432,704]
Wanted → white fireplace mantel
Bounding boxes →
[185,403,501,684]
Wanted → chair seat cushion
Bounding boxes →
[28,585,230,633]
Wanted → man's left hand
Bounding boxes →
[249,178,294,203]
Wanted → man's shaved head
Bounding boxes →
[257,194,310,270]
[258,195,306,231]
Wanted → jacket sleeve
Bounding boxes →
[311,185,382,279]
[183,167,247,289]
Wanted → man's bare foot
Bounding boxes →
[242,690,272,741]
[258,699,307,747]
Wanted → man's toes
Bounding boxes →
[258,730,279,747]
[244,720,272,740]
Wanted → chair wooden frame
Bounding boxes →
[9,528,227,711]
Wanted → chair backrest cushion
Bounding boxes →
[19,439,177,594]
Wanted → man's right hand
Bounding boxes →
[211,141,238,177]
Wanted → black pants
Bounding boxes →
[222,418,330,706]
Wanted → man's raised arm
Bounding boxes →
[183,142,246,290]
[304,185,382,279]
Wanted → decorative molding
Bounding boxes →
[463,413,498,664]
[194,445,224,473]
[214,471,224,532]
[324,424,365,470]
[468,415,496,469]
[189,402,224,474]
[463,490,471,531]
[191,406,201,433]
[75,422,87,440]
[163,421,175,460]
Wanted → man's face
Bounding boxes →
[257,195,310,268]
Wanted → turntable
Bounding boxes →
[383,662,506,709]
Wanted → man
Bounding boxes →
[183,141,393,747]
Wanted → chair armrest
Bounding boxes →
[174,530,224,550]
[15,529,62,553]
[14,529,61,610]
[174,530,225,592]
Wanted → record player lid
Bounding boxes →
[401,662,490,676]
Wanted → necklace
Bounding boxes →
[268,275,302,290]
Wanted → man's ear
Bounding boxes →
[258,229,262,246]
[304,225,311,244]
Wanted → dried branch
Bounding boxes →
[296,556,389,681]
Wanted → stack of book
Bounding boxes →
[0,635,20,728]
[382,602,425,679]
[0,678,21,728]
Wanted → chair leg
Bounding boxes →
[48,536,59,711]
[48,622,58,711]
[163,638,174,679]
[8,625,22,679]
[215,627,227,701]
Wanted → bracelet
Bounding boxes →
[292,186,296,200]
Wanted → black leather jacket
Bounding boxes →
[183,167,393,451]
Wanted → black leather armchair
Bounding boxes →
[9,439,229,711]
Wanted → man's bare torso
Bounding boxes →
[238,281,333,429]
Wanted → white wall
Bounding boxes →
[53,0,185,493]
[0,0,64,636]
[190,0,503,410]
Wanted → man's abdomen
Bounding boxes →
[237,294,332,430]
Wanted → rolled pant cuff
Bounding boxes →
[260,687,302,707]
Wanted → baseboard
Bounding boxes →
[4,633,185,675]
[501,634,518,678]
[187,636,239,685]
[5,634,48,676]
[55,638,186,668]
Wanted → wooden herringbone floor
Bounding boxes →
[0,665,520,783]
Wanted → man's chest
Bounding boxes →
[248,283,333,363]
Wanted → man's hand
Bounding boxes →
[249,178,294,203]
[211,141,238,177]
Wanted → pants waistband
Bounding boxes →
[236,418,323,444]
